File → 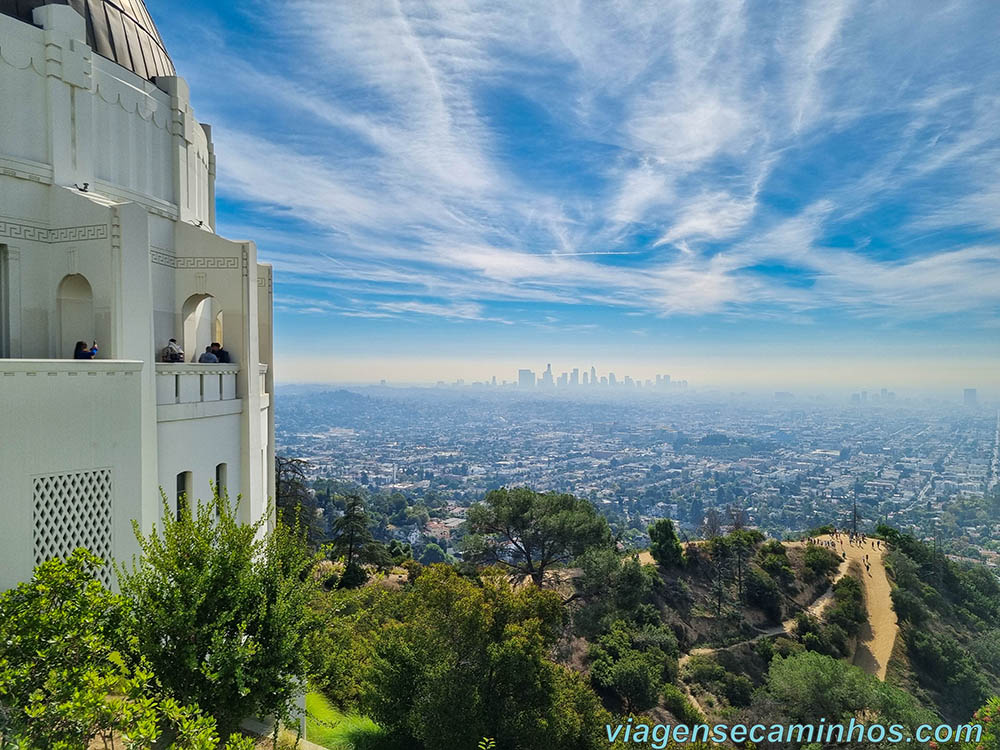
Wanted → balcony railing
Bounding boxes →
[155,363,239,406]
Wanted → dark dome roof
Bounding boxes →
[1,0,174,80]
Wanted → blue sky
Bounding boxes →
[149,0,1000,390]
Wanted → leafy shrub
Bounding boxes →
[0,549,253,749]
[719,672,754,708]
[661,684,705,725]
[648,519,685,568]
[746,567,782,621]
[119,494,316,738]
[802,544,841,581]
[891,587,929,624]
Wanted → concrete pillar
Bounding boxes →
[112,203,161,534]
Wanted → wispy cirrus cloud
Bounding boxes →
[154,0,1000,339]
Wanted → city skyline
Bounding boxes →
[150,1,1000,388]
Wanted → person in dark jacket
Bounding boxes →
[211,342,231,363]
[74,340,98,359]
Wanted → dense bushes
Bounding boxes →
[0,550,254,749]
[881,525,1000,721]
[746,567,783,621]
[756,540,794,584]
[802,543,841,581]
[118,494,317,738]
[786,574,866,658]
[747,651,936,735]
[661,684,704,725]
[684,655,754,709]
[589,619,679,713]
[356,566,612,750]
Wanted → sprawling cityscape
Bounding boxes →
[276,382,999,565]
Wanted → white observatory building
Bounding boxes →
[0,0,275,589]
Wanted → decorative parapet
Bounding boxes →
[0,358,142,375]
[155,362,240,406]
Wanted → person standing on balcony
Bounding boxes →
[198,346,218,364]
[211,342,231,363]
[74,340,98,359]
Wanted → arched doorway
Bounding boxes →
[57,274,94,358]
[182,293,221,361]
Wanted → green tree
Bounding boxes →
[464,487,612,586]
[118,492,316,739]
[746,567,782,622]
[329,494,391,587]
[751,651,936,737]
[0,549,254,749]
[360,566,612,749]
[0,549,122,746]
[588,619,678,714]
[419,542,447,565]
[648,519,685,568]
[275,455,322,545]
[802,543,841,581]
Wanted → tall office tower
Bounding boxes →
[663,374,671,385]
[880,388,888,400]
[541,363,554,387]
[624,375,633,387]
[964,388,978,407]
[0,1,274,589]
[491,375,497,386]
[518,369,536,388]
[655,375,661,387]
[591,365,597,386]
[608,372,617,386]
[557,372,567,387]
[600,376,608,386]
[570,368,579,386]
[861,391,868,403]
[582,371,589,386]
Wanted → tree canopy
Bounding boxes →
[464,487,612,585]
[0,549,254,749]
[359,565,612,750]
[648,518,684,568]
[117,492,316,738]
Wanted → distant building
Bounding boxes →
[518,369,536,388]
[964,388,978,407]
[570,368,579,386]
[540,363,554,387]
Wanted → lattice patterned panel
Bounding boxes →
[32,469,114,586]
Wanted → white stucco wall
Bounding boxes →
[0,5,274,589]
[0,359,144,590]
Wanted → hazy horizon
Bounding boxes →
[273,354,998,399]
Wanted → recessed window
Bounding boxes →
[175,471,192,520]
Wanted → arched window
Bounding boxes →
[181,293,221,362]
[57,274,94,358]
